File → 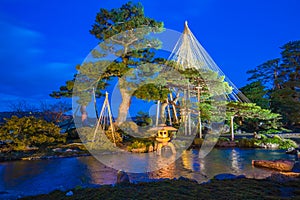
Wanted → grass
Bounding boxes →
[20,178,300,200]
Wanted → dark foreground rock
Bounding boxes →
[268,172,300,183]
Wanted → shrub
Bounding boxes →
[102,128,123,145]
[256,134,268,139]
[280,139,297,149]
[135,111,153,127]
[238,135,298,149]
[127,141,145,152]
[78,127,122,144]
[218,137,230,142]
[66,128,80,141]
[0,116,65,151]
[238,138,256,148]
[127,139,153,152]
[193,138,204,145]
[77,127,123,151]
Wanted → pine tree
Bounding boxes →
[240,81,269,109]
[51,2,164,125]
[246,40,300,127]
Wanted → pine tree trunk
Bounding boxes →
[80,105,88,126]
[170,93,179,123]
[160,101,168,124]
[116,78,132,125]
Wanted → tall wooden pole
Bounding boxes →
[230,116,235,141]
[187,84,191,135]
[156,100,160,127]
[106,92,116,146]
[93,94,107,142]
[197,86,202,138]
[183,89,187,135]
[92,92,116,146]
[167,98,172,126]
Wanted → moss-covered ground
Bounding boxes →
[21,178,300,200]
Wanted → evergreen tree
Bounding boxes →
[0,116,65,150]
[240,81,269,109]
[226,102,285,134]
[271,41,300,125]
[51,2,164,125]
[89,2,163,125]
[246,40,300,127]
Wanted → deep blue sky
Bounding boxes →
[0,0,299,111]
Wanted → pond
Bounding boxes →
[0,148,295,199]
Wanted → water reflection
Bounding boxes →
[78,156,117,185]
[230,148,241,173]
[148,159,176,180]
[0,148,295,199]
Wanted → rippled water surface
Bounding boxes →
[0,148,294,199]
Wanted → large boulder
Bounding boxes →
[252,159,294,172]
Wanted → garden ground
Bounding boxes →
[21,176,300,200]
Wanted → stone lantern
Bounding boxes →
[150,124,177,155]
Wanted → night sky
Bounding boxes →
[1,0,300,111]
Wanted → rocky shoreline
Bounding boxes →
[0,144,91,162]
[1,133,298,163]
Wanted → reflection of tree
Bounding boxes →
[2,158,83,192]
[181,150,192,171]
[180,150,208,181]
[3,161,44,186]
[80,156,117,185]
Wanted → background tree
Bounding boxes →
[226,102,285,140]
[247,58,281,90]
[39,101,72,124]
[135,111,152,126]
[182,68,232,122]
[239,81,269,109]
[246,40,300,129]
[271,41,300,126]
[8,100,37,114]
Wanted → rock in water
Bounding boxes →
[213,173,246,180]
[117,170,130,184]
[66,191,73,196]
[148,145,154,152]
[252,159,294,172]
